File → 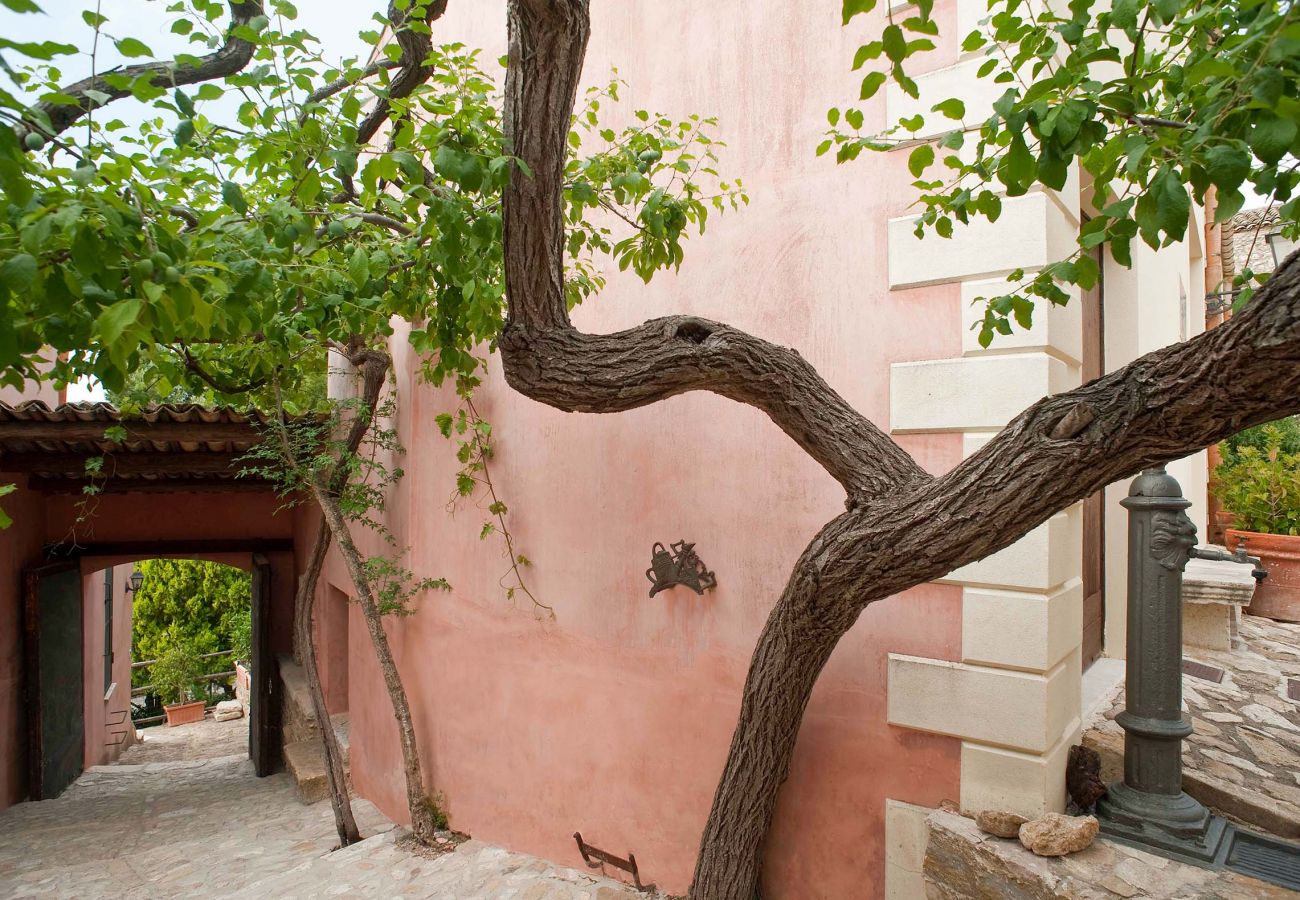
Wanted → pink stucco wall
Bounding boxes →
[0,476,46,808]
[81,562,136,769]
[320,3,968,896]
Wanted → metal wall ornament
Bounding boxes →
[646,540,716,597]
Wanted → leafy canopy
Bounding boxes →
[830,0,1299,346]
[0,0,746,408]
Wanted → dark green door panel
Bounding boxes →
[24,564,84,800]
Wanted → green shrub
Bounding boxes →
[1221,416,1300,465]
[150,639,204,706]
[1213,424,1300,536]
[131,559,251,689]
[228,608,252,668]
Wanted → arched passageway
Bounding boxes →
[0,402,300,809]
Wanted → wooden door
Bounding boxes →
[23,562,85,799]
[1081,250,1106,667]
[249,554,277,776]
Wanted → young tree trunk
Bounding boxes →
[293,515,361,846]
[309,475,440,843]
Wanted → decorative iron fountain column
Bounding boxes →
[1097,466,1229,861]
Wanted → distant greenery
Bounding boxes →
[131,558,250,686]
[1214,423,1300,535]
[1222,415,1300,464]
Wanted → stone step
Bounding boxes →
[277,653,319,745]
[283,739,330,805]
[282,726,352,806]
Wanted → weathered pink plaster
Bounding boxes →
[0,476,46,808]
[81,562,136,769]
[313,4,968,896]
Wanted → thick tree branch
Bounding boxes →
[499,317,927,497]
[176,343,269,395]
[500,0,923,498]
[303,59,402,110]
[355,0,450,146]
[16,1,263,143]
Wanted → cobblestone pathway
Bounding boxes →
[0,720,644,899]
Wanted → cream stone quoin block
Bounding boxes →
[887,651,1080,755]
[963,580,1083,673]
[888,192,1077,289]
[885,56,1007,142]
[889,353,1077,434]
[960,277,1083,365]
[961,729,1078,818]
[884,799,931,900]
[943,506,1081,593]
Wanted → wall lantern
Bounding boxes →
[127,569,144,594]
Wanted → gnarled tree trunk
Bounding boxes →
[497,2,1300,897]
[293,515,361,846]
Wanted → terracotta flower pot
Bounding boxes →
[163,699,207,727]
[1225,528,1300,623]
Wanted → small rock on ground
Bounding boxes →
[1018,813,1099,856]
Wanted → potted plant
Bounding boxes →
[1213,422,1300,622]
[152,639,206,727]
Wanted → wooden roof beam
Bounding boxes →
[1,451,256,477]
[0,420,264,443]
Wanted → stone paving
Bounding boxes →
[926,808,1294,899]
[0,717,646,899]
[124,714,250,764]
[1085,613,1300,839]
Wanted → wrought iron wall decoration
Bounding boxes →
[646,540,716,597]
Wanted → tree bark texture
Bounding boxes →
[292,515,361,846]
[310,474,440,844]
[16,1,263,142]
[310,347,440,844]
[498,2,1300,897]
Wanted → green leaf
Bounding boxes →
[931,98,965,120]
[95,299,143,346]
[220,180,248,215]
[852,42,883,70]
[860,71,888,100]
[348,247,369,288]
[1203,144,1250,191]
[882,25,907,63]
[842,0,878,24]
[1248,116,1298,165]
[845,108,865,130]
[0,253,38,291]
[114,37,153,58]
[908,143,934,177]
[81,9,107,27]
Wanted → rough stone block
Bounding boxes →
[283,739,329,805]
[213,700,244,722]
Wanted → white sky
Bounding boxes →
[2,1,379,402]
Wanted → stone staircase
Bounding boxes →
[278,653,351,804]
